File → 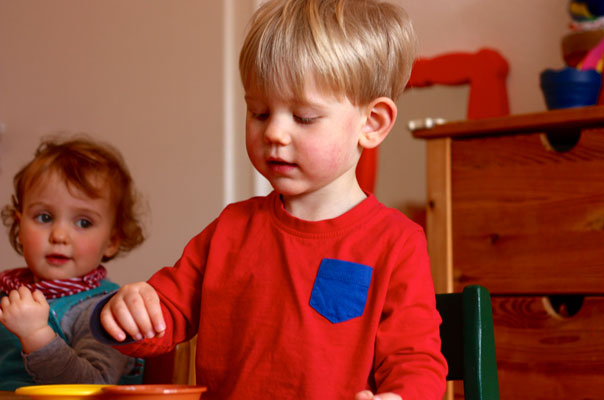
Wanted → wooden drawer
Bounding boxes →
[450,129,604,294]
[491,295,604,400]
[415,107,604,400]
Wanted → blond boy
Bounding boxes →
[94,1,447,398]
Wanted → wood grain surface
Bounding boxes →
[492,295,604,400]
[450,129,604,294]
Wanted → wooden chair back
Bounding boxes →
[436,285,500,400]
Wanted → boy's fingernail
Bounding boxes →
[135,333,143,341]
[145,331,155,339]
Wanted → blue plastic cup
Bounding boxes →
[540,67,602,109]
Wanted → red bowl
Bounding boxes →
[101,385,206,400]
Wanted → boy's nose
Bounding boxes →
[263,119,291,145]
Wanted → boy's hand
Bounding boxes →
[100,281,165,342]
[0,286,56,353]
[355,390,402,400]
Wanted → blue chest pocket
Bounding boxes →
[309,258,373,323]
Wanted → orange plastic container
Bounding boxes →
[101,385,206,400]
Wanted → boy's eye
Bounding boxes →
[250,111,269,121]
[34,213,52,223]
[294,115,316,125]
[76,219,93,229]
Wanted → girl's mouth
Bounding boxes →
[46,254,71,265]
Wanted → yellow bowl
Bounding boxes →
[15,384,113,399]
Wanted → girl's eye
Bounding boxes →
[294,115,316,125]
[76,219,93,229]
[34,213,52,223]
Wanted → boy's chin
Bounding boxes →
[270,183,308,197]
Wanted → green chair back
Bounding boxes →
[436,285,500,400]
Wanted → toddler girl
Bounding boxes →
[0,136,145,390]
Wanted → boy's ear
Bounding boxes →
[359,97,397,149]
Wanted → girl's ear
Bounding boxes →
[359,97,397,149]
[15,210,23,250]
[103,231,121,259]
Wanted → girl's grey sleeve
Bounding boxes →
[22,296,135,384]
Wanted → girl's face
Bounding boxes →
[17,172,120,281]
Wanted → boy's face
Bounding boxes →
[17,172,120,281]
[245,80,367,200]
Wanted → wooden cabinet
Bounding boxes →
[412,105,604,399]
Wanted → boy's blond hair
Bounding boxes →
[239,0,417,105]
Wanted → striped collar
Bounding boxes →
[0,266,107,299]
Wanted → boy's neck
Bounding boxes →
[280,183,367,221]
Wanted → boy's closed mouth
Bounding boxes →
[267,158,296,172]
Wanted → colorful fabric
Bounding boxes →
[109,191,447,400]
[0,266,107,300]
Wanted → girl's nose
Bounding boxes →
[49,224,69,244]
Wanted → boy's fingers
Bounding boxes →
[355,390,374,400]
[122,291,158,339]
[100,306,127,342]
[97,282,165,342]
[140,289,166,335]
[110,299,144,341]
[373,394,402,400]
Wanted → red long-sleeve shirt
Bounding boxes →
[118,192,447,399]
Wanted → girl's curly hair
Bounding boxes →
[2,135,145,262]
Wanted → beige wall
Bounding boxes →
[0,1,238,284]
[376,0,570,213]
[1,0,572,284]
